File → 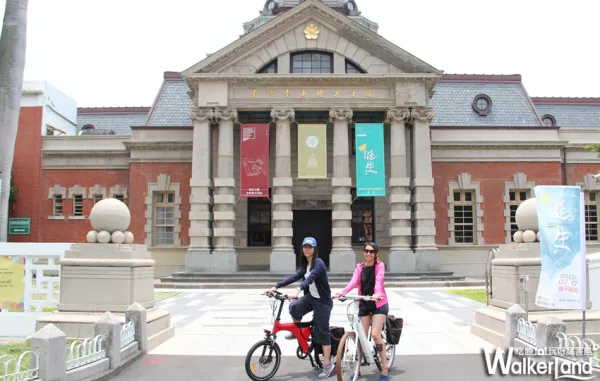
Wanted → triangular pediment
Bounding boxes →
[182,0,441,76]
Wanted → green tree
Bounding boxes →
[0,0,28,241]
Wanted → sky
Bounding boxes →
[1,0,599,107]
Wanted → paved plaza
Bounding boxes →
[150,287,496,357]
[110,287,546,380]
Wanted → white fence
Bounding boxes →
[0,243,73,337]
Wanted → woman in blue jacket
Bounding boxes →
[266,237,334,379]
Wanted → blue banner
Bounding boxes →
[355,123,385,197]
[534,185,586,310]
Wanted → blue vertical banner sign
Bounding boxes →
[355,123,386,197]
[534,185,586,310]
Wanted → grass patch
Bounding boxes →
[154,291,181,302]
[0,341,34,375]
[446,288,487,303]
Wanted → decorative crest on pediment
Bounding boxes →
[411,107,434,123]
[271,108,295,123]
[386,107,411,124]
[329,108,353,122]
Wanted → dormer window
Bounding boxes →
[541,114,556,127]
[472,94,492,116]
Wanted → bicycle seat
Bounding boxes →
[295,321,313,328]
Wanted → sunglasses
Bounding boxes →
[364,249,376,254]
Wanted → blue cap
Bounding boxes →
[302,237,317,247]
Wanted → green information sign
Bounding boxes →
[8,218,30,235]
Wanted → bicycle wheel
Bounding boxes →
[245,340,281,381]
[336,332,360,381]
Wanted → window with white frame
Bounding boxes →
[452,191,475,243]
[584,191,599,241]
[577,174,600,242]
[447,173,484,245]
[73,195,83,216]
[503,173,535,243]
[88,185,106,205]
[153,192,176,246]
[93,194,104,204]
[48,185,66,219]
[53,195,63,216]
[68,185,87,219]
[110,185,128,205]
[508,190,530,240]
[145,174,181,247]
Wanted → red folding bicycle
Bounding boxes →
[244,290,344,381]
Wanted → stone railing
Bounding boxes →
[504,304,600,378]
[0,303,147,381]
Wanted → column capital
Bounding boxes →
[386,107,411,124]
[271,108,295,123]
[329,108,353,122]
[214,107,238,123]
[190,107,215,123]
[411,107,434,123]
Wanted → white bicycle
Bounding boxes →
[334,295,396,381]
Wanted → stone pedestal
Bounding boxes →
[36,243,173,352]
[471,242,600,347]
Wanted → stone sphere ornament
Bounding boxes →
[513,231,524,243]
[111,231,125,244]
[522,230,537,243]
[124,231,134,244]
[89,198,131,233]
[537,231,541,242]
[86,230,98,243]
[515,198,538,232]
[97,231,111,244]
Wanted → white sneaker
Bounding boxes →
[318,363,335,378]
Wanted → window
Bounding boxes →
[53,195,63,216]
[448,173,484,245]
[346,60,366,74]
[585,191,599,241]
[248,193,272,247]
[452,191,475,243]
[508,190,530,240]
[114,194,125,202]
[93,194,104,204]
[351,189,375,245]
[291,51,333,74]
[258,60,277,73]
[73,195,83,216]
[145,175,181,247]
[110,185,128,204]
[154,192,176,246]
[541,114,556,127]
[472,94,492,116]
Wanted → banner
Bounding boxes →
[534,185,586,310]
[0,256,25,311]
[298,124,327,179]
[240,124,270,198]
[355,123,386,197]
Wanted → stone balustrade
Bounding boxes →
[0,303,147,381]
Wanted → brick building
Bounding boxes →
[7,0,600,277]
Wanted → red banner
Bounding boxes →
[240,124,270,198]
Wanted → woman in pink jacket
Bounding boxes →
[334,242,390,381]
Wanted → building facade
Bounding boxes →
[7,0,600,277]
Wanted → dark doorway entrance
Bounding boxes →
[292,210,332,269]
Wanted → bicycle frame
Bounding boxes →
[264,292,313,355]
[337,295,378,364]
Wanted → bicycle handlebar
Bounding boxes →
[263,291,290,301]
[335,295,381,302]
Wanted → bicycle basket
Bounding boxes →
[346,300,359,323]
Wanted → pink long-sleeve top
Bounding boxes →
[339,261,388,308]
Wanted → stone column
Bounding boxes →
[386,107,415,272]
[329,107,356,273]
[212,107,238,272]
[185,107,214,272]
[410,107,438,271]
[270,108,296,272]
